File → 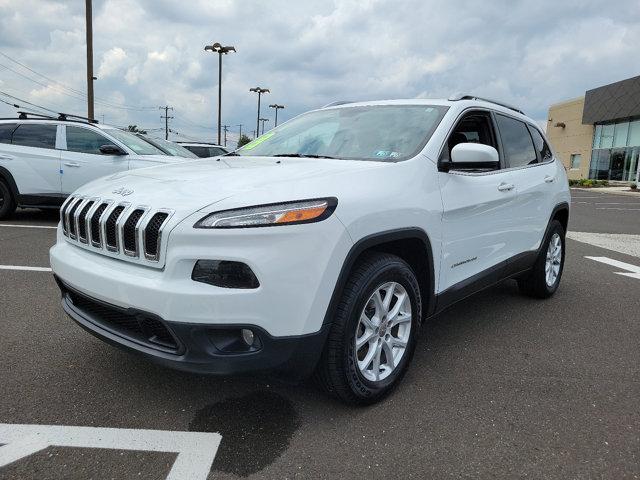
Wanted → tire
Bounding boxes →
[0,179,17,219]
[517,220,565,298]
[316,252,422,405]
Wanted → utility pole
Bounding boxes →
[204,43,236,146]
[159,106,173,140]
[237,124,243,139]
[259,117,269,135]
[222,124,229,147]
[85,0,95,121]
[249,87,269,138]
[269,104,285,127]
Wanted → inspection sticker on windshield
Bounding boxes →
[375,150,400,158]
[242,132,275,150]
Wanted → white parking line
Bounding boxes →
[585,256,640,280]
[0,224,57,229]
[0,423,222,480]
[0,265,52,272]
[596,207,640,211]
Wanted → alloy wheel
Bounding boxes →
[354,282,412,382]
[545,232,562,287]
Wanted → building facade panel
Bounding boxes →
[546,97,593,179]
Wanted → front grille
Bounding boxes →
[63,196,173,265]
[66,199,82,239]
[90,203,108,246]
[123,209,145,255]
[77,201,94,243]
[144,212,169,259]
[66,287,180,353]
[105,206,125,251]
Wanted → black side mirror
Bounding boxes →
[99,144,127,156]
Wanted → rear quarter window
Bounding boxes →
[0,123,18,144]
[528,126,553,161]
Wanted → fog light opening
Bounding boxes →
[241,328,255,346]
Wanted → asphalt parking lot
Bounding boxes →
[1,189,639,479]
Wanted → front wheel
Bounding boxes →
[316,252,422,405]
[517,220,566,298]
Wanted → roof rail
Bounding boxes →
[58,112,98,123]
[448,93,525,115]
[321,100,354,108]
[12,111,99,124]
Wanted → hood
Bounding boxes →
[74,156,386,216]
[130,154,189,165]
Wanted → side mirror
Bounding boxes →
[99,144,127,156]
[446,143,499,171]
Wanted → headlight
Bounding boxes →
[194,198,337,228]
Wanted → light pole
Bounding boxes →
[259,117,269,135]
[249,87,269,137]
[204,42,236,146]
[269,104,285,127]
[85,0,95,120]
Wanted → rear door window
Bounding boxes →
[0,123,18,144]
[11,124,58,149]
[495,114,537,168]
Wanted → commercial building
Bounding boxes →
[547,75,640,183]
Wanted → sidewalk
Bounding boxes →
[571,186,640,197]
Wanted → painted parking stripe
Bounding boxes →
[0,423,222,480]
[585,256,640,280]
[596,207,640,211]
[0,224,57,229]
[0,265,52,272]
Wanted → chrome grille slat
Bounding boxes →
[62,196,173,266]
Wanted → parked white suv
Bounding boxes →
[0,115,185,218]
[50,96,570,404]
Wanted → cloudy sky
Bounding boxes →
[0,0,639,146]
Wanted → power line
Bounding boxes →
[0,90,60,115]
[0,54,155,111]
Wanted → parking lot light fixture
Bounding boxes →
[259,117,269,135]
[249,87,269,137]
[269,104,285,127]
[204,42,236,145]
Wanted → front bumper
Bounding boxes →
[56,277,330,377]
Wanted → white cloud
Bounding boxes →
[0,0,639,143]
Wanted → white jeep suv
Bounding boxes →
[50,96,570,404]
[0,114,184,218]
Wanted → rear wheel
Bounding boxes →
[0,180,16,219]
[517,220,565,298]
[316,252,422,405]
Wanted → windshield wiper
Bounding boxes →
[272,153,338,159]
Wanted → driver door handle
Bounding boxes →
[63,162,80,167]
[497,182,515,192]
[544,175,555,183]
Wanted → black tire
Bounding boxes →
[517,220,565,298]
[0,179,16,219]
[316,252,422,405]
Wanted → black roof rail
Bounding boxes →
[8,111,99,125]
[57,112,98,123]
[448,93,525,115]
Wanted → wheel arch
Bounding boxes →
[322,228,436,327]
[551,202,569,233]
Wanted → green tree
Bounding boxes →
[236,134,252,148]
[126,125,147,135]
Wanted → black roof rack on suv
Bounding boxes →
[448,93,525,115]
[3,111,99,124]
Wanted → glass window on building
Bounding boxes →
[628,120,640,147]
[613,122,629,147]
[600,124,614,148]
[570,154,581,169]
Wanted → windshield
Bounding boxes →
[104,129,166,155]
[139,136,198,158]
[237,104,448,161]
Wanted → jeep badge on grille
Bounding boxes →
[112,187,134,196]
